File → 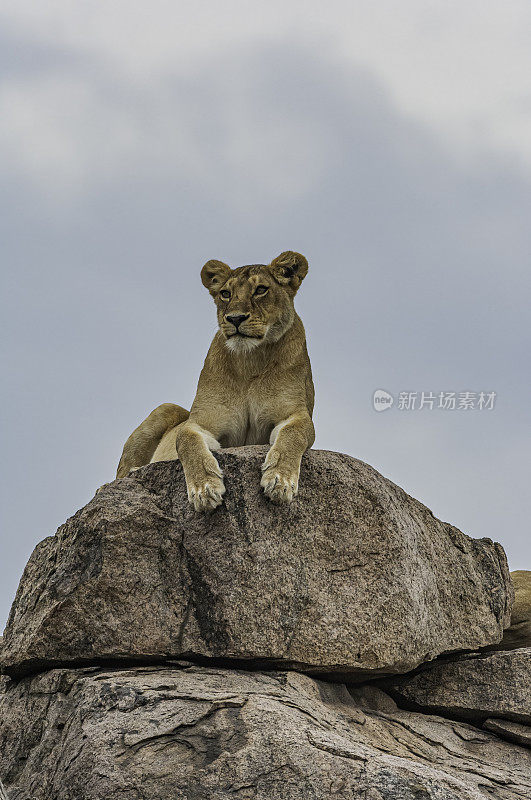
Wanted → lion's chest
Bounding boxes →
[219,382,274,447]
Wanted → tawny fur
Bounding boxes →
[116,403,189,479]
[116,251,315,511]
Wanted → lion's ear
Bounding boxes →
[201,259,231,296]
[269,251,308,292]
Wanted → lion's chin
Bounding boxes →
[225,334,263,354]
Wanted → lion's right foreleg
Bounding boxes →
[116,403,189,478]
[175,421,225,511]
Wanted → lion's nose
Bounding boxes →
[226,314,249,328]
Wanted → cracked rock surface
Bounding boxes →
[382,648,531,725]
[1,448,512,678]
[1,665,530,800]
[483,718,531,748]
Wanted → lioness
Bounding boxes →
[117,251,315,511]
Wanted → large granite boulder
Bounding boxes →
[1,447,512,679]
[382,648,531,725]
[1,665,530,800]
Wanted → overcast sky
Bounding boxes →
[1,1,530,631]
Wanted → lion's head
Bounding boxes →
[200,251,308,353]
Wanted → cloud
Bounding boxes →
[2,1,531,167]
[0,37,338,209]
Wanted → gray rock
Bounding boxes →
[484,718,531,748]
[347,684,400,714]
[383,648,531,724]
[1,448,512,679]
[498,571,531,649]
[0,779,8,800]
[1,665,530,800]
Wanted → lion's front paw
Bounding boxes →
[261,451,299,504]
[186,456,226,512]
[187,475,226,511]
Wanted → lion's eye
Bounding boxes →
[254,285,268,296]
[219,289,231,300]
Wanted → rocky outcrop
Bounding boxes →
[0,448,527,799]
[382,648,531,725]
[1,665,530,800]
[1,448,512,679]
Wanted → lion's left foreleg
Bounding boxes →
[261,412,315,503]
